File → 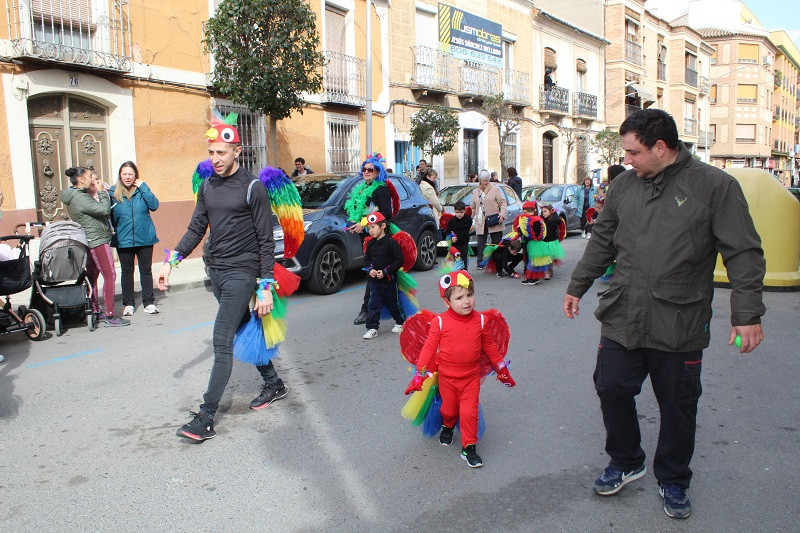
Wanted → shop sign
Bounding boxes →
[438,4,503,69]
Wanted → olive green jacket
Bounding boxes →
[567,144,766,352]
[60,187,112,248]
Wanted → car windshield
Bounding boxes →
[537,186,563,202]
[439,186,473,205]
[292,175,350,208]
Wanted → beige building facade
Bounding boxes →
[768,30,800,185]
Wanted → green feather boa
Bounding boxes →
[344,180,384,222]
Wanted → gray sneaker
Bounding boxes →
[593,464,646,495]
[104,315,131,327]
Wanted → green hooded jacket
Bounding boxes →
[567,144,766,352]
[60,187,112,248]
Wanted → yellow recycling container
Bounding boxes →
[714,168,800,290]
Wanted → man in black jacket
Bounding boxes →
[158,122,286,442]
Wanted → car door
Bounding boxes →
[500,185,522,233]
[562,185,580,229]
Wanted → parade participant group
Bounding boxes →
[63,108,763,522]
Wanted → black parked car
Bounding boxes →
[273,173,438,294]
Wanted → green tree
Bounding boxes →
[204,0,325,165]
[409,105,460,162]
[480,94,521,174]
[592,127,623,166]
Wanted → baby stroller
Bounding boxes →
[30,221,96,336]
[0,231,46,340]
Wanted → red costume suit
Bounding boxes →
[416,308,504,446]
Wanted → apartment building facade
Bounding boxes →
[702,28,776,171]
[768,30,800,185]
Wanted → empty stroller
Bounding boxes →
[30,221,95,336]
[0,232,46,340]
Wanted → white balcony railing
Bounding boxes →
[458,62,500,98]
[1,0,132,71]
[411,46,455,93]
[322,51,366,107]
[503,69,530,106]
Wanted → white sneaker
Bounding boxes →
[122,305,134,316]
[143,304,159,314]
[363,329,378,339]
[391,324,403,333]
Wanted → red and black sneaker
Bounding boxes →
[176,411,215,441]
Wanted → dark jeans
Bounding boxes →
[366,279,405,330]
[117,245,154,307]
[594,336,703,488]
[580,213,588,232]
[454,242,470,271]
[200,268,280,418]
[476,225,502,264]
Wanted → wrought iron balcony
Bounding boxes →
[625,41,642,65]
[699,76,709,94]
[458,62,500,98]
[539,84,569,114]
[657,61,666,81]
[626,104,641,117]
[322,51,366,107]
[1,0,132,72]
[503,69,530,106]
[698,129,715,147]
[410,46,455,93]
[684,118,698,135]
[572,91,597,118]
[685,68,698,88]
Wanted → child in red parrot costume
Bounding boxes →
[403,270,515,468]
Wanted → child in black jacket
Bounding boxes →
[363,212,405,339]
[448,200,473,270]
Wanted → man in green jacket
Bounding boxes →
[563,109,765,519]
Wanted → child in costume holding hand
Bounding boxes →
[363,212,406,339]
[405,270,515,467]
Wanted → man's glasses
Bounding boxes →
[362,167,376,172]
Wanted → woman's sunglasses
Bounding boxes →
[362,167,376,172]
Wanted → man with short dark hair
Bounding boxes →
[563,109,765,519]
[158,118,287,442]
[291,157,313,177]
[414,159,428,184]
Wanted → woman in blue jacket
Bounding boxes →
[573,177,597,238]
[110,161,160,316]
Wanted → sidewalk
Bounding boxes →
[11,256,210,308]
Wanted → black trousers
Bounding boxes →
[594,336,703,488]
[201,268,280,418]
[365,278,405,330]
[491,248,522,275]
[117,245,154,307]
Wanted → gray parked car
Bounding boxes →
[437,183,523,249]
[521,183,582,231]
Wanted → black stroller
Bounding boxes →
[30,221,96,336]
[0,231,46,340]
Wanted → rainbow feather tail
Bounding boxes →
[401,374,438,427]
[381,269,419,320]
[259,166,305,259]
[192,159,214,198]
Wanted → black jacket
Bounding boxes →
[365,234,404,281]
[175,166,275,279]
[448,214,472,244]
[507,176,523,199]
[369,183,393,222]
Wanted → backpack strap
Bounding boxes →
[246,179,260,205]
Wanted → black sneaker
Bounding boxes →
[461,445,483,468]
[353,310,368,325]
[593,464,646,495]
[439,425,454,446]
[659,483,691,519]
[250,381,288,410]
[176,411,215,441]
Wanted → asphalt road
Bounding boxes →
[1,235,798,531]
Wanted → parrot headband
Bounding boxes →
[205,111,240,143]
[439,269,473,298]
[361,212,386,226]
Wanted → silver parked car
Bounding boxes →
[521,183,582,231]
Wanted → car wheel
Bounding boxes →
[414,230,436,271]
[306,243,345,295]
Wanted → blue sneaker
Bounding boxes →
[593,464,646,495]
[659,483,691,519]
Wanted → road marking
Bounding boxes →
[26,348,106,368]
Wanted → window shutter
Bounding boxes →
[326,7,346,54]
[31,0,92,26]
[576,59,587,73]
[544,48,557,69]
